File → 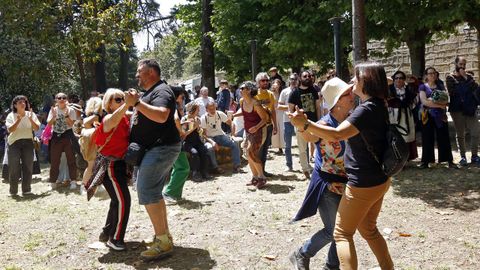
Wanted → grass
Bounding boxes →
[23,232,43,251]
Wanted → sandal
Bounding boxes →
[256,178,267,189]
[246,177,258,186]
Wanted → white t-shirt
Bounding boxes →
[194,96,214,117]
[201,111,228,137]
[6,112,41,145]
[278,87,294,123]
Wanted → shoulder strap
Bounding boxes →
[359,132,381,165]
[97,124,118,153]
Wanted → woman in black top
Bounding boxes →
[289,62,394,270]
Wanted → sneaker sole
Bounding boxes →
[141,249,173,261]
[106,241,126,251]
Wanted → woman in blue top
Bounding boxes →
[290,62,394,270]
[289,78,354,270]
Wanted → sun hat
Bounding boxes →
[321,77,353,111]
[239,81,257,91]
[268,67,278,72]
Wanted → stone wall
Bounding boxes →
[368,26,479,81]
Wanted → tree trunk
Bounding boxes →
[94,44,107,93]
[119,42,129,91]
[352,0,367,64]
[74,51,88,100]
[201,0,215,97]
[406,37,426,79]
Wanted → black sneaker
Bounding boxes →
[289,248,310,270]
[99,231,109,243]
[417,162,428,169]
[107,239,126,251]
[264,171,273,177]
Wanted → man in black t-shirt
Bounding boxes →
[288,71,321,179]
[128,59,181,260]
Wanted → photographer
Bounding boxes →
[446,56,480,166]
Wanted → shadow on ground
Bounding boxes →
[263,183,295,194]
[177,199,213,210]
[98,243,216,270]
[392,161,480,211]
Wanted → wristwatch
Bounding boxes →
[134,100,140,107]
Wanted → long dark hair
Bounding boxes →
[355,62,389,99]
[11,95,30,113]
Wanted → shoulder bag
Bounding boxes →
[360,121,409,177]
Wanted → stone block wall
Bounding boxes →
[368,26,479,81]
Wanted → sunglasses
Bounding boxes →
[394,77,405,80]
[56,96,67,100]
[259,79,269,82]
[113,97,125,103]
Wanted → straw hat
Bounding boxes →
[321,77,353,111]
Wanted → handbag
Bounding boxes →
[124,142,146,166]
[41,124,53,145]
[360,122,409,177]
[84,125,117,200]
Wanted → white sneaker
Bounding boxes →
[80,185,87,195]
[69,181,77,190]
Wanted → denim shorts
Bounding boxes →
[136,143,181,205]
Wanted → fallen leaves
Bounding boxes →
[262,254,276,261]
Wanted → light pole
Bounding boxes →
[250,39,257,81]
[329,17,344,81]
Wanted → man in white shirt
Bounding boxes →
[277,74,298,171]
[201,101,242,173]
[194,86,214,117]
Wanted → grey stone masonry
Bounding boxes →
[369,24,479,81]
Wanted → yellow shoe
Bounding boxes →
[140,234,173,260]
[144,233,173,247]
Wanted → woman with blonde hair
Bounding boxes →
[86,88,135,251]
[80,96,103,187]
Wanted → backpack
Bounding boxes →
[361,123,409,177]
[79,127,98,162]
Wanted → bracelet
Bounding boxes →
[134,100,140,107]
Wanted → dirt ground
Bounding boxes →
[1,144,479,270]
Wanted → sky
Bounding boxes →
[134,0,188,52]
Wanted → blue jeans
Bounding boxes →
[136,143,181,205]
[301,189,341,267]
[260,124,273,170]
[213,135,241,166]
[205,142,219,169]
[284,122,295,169]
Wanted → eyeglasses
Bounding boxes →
[394,77,405,80]
[113,97,125,103]
[302,75,312,78]
[241,87,250,91]
[56,96,67,100]
[427,72,436,75]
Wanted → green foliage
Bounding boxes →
[366,0,464,55]
[0,0,142,109]
[177,0,353,82]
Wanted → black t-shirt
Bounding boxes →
[130,82,180,147]
[345,97,388,187]
[288,86,319,122]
